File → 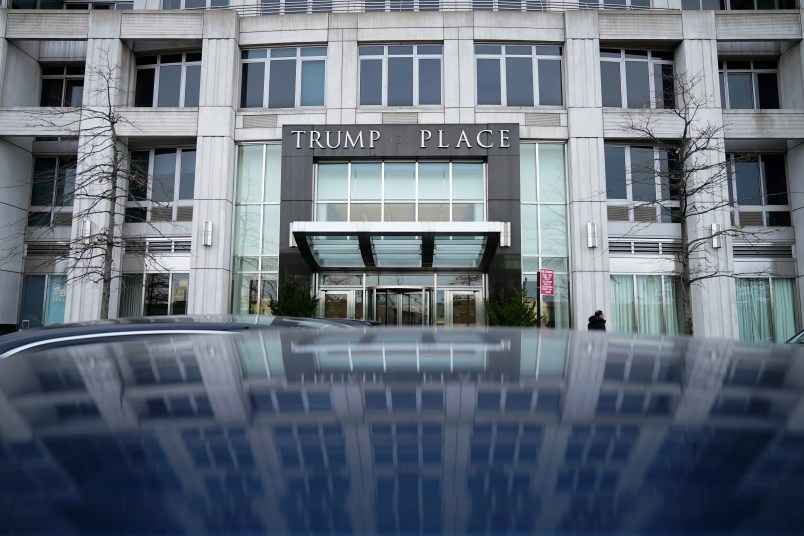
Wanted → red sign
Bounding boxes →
[540,269,555,296]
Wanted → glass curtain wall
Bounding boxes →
[19,274,66,329]
[610,274,682,335]
[736,277,798,343]
[232,145,281,314]
[520,143,570,328]
[118,273,189,316]
[316,162,484,222]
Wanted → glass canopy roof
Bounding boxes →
[291,222,507,271]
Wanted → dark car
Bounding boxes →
[0,327,803,535]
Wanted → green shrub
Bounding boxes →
[268,279,319,318]
[483,284,539,327]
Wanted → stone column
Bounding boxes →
[676,11,738,339]
[564,11,610,328]
[780,38,804,322]
[188,9,239,314]
[65,13,132,321]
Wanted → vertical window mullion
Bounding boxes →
[382,51,389,107]
[296,51,303,107]
[647,56,656,109]
[153,58,161,106]
[179,58,187,107]
[499,52,507,106]
[347,162,352,221]
[264,56,271,108]
[619,55,628,108]
[412,52,419,105]
[632,275,639,333]
[380,162,386,222]
[532,49,539,106]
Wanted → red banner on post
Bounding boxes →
[540,269,554,296]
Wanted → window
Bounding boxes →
[40,65,84,107]
[610,275,683,334]
[727,153,789,226]
[135,53,201,107]
[126,148,196,223]
[719,60,779,109]
[240,47,326,109]
[28,156,76,227]
[315,161,484,223]
[162,0,229,7]
[259,0,334,14]
[145,394,212,418]
[736,278,798,343]
[12,0,132,8]
[19,274,67,329]
[232,145,281,314]
[605,144,680,223]
[119,272,190,317]
[470,0,545,11]
[580,0,651,6]
[363,0,440,9]
[682,0,796,8]
[520,143,570,329]
[475,44,562,106]
[359,45,442,107]
[600,49,674,109]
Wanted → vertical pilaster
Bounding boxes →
[188,9,239,314]
[565,10,610,328]
[65,18,130,321]
[677,11,738,339]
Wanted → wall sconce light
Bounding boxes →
[587,222,599,248]
[80,219,92,245]
[711,223,722,248]
[202,221,213,247]
[501,222,511,247]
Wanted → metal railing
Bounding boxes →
[187,0,666,16]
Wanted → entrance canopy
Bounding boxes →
[291,222,509,271]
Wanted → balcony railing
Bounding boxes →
[190,0,666,16]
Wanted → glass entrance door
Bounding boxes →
[375,289,430,326]
[448,291,479,327]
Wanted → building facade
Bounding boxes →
[1,0,803,339]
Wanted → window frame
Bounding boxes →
[313,161,487,223]
[719,59,780,110]
[125,147,196,223]
[474,43,564,107]
[358,44,444,107]
[600,48,675,109]
[604,144,680,223]
[609,273,683,334]
[40,65,85,107]
[28,155,77,228]
[162,0,229,8]
[681,0,796,9]
[258,0,334,14]
[134,52,202,108]
[119,271,190,317]
[240,46,327,109]
[726,153,790,227]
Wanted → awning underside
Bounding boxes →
[291,222,507,271]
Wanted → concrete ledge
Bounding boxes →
[5,11,89,40]
[715,11,802,41]
[602,108,686,138]
[0,108,82,136]
[120,11,204,40]
[724,109,804,139]
[598,11,682,41]
[116,108,199,137]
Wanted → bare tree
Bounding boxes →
[619,71,778,335]
[8,49,176,321]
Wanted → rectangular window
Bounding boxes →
[736,277,798,343]
[19,274,66,329]
[135,52,202,107]
[232,145,281,314]
[240,47,326,109]
[258,0,334,13]
[358,45,442,107]
[520,142,570,329]
[610,274,683,335]
[600,49,674,109]
[604,144,680,223]
[162,0,229,7]
[28,156,76,227]
[475,44,563,107]
[682,0,795,8]
[125,148,196,223]
[12,0,133,9]
[719,60,779,109]
[118,272,189,317]
[727,153,789,226]
[40,65,84,107]
[315,161,484,223]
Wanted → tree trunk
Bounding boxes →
[679,213,694,336]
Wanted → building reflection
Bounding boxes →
[1,330,803,534]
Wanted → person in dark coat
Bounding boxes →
[588,310,606,331]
